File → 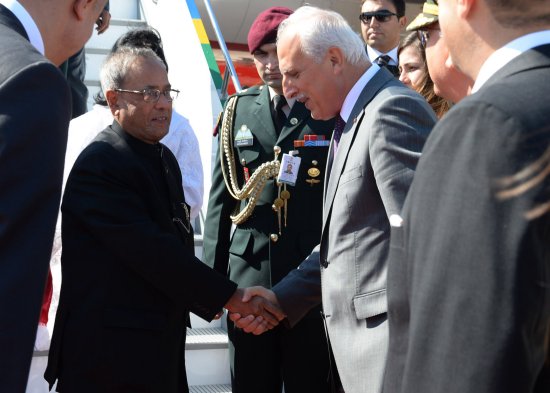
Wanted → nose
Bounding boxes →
[155,92,172,108]
[399,69,410,87]
[283,76,296,98]
[267,54,279,71]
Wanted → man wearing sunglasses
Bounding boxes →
[360,0,407,77]
[404,0,472,104]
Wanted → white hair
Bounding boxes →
[100,47,165,93]
[277,5,368,66]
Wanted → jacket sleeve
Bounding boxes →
[368,90,435,218]
[272,245,322,327]
[63,146,237,321]
[0,60,70,391]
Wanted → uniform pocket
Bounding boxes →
[229,229,252,256]
[237,148,260,166]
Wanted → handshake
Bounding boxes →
[224,287,283,335]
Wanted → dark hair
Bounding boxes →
[398,32,450,118]
[94,28,168,105]
[363,0,406,17]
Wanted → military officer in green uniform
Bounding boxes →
[203,7,335,393]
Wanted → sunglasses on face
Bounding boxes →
[359,10,398,24]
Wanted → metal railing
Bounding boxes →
[202,0,242,99]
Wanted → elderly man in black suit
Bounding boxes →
[45,47,283,393]
[0,0,107,390]
[383,1,550,393]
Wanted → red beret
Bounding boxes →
[247,7,293,54]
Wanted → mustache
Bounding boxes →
[295,93,307,102]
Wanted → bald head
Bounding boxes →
[20,0,107,65]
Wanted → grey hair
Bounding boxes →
[100,47,165,93]
[277,5,368,66]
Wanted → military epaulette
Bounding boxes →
[214,85,263,136]
[234,84,263,97]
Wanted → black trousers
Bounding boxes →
[227,310,332,393]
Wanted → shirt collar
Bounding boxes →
[340,63,380,123]
[472,30,550,93]
[367,45,399,65]
[0,0,44,55]
[268,85,296,108]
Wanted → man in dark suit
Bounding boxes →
[45,47,283,393]
[203,7,335,393]
[0,0,107,390]
[232,6,436,393]
[383,0,550,392]
[360,0,407,77]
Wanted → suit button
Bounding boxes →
[270,233,279,243]
[321,258,329,268]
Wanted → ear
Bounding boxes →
[456,0,475,18]
[327,47,344,75]
[72,0,97,21]
[399,16,408,29]
[105,89,120,116]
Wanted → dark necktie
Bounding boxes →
[332,115,346,156]
[272,95,287,135]
[375,55,400,77]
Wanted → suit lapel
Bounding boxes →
[252,86,279,142]
[277,101,308,145]
[322,68,393,227]
[0,4,28,40]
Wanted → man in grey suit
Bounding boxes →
[0,0,107,390]
[231,6,436,393]
[383,1,550,393]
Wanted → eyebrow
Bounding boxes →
[141,84,172,89]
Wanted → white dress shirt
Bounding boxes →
[339,63,381,123]
[0,0,44,55]
[367,45,399,66]
[472,30,550,93]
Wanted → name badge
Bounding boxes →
[235,124,254,147]
[277,153,301,186]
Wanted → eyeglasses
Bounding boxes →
[359,10,398,24]
[114,88,179,103]
[417,28,442,48]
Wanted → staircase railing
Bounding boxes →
[202,0,242,99]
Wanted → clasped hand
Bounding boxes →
[224,286,284,335]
